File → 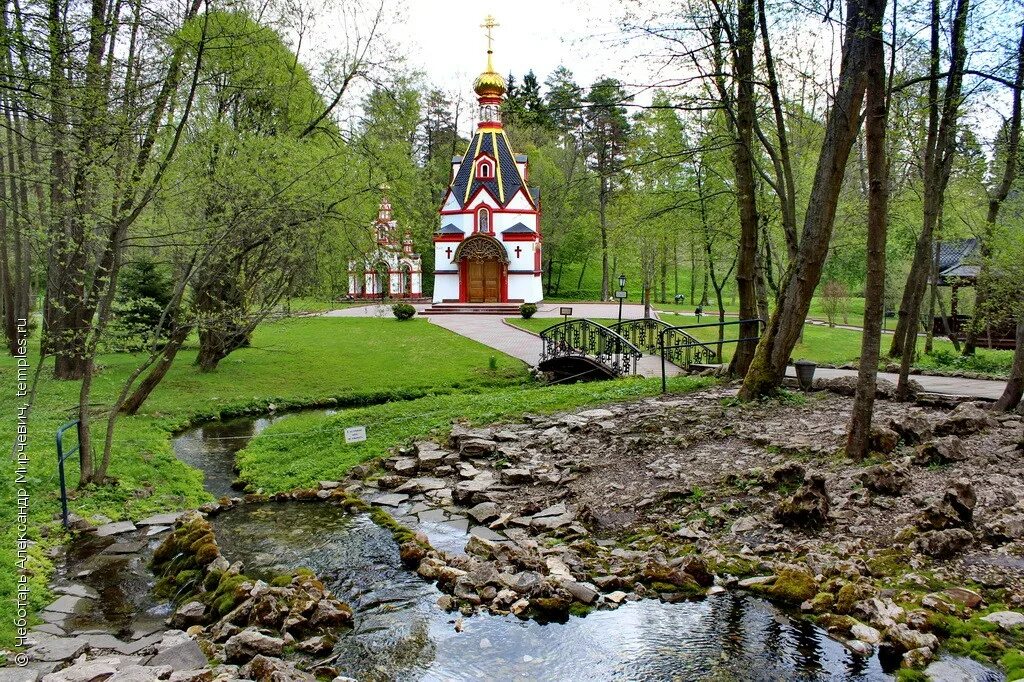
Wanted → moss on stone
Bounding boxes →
[835,582,869,615]
[807,591,835,614]
[568,602,595,617]
[763,567,818,605]
[894,670,929,682]
[815,613,857,633]
[866,549,912,578]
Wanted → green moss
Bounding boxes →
[568,602,595,617]
[369,507,421,547]
[866,549,911,578]
[270,575,294,587]
[928,613,1006,662]
[763,568,818,604]
[895,670,929,682]
[1000,650,1024,681]
[835,582,869,615]
[807,591,835,614]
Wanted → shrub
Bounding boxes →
[392,303,416,320]
[520,303,538,319]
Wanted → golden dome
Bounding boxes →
[474,68,506,98]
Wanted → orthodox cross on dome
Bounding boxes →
[482,15,498,59]
[473,15,505,124]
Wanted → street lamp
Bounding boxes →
[615,274,628,327]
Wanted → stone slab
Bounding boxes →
[0,667,40,682]
[372,493,409,508]
[43,595,86,615]
[26,635,90,662]
[95,521,137,537]
[54,584,99,600]
[146,640,207,670]
[101,541,147,555]
[135,512,184,527]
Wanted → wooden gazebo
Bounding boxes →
[931,238,1015,349]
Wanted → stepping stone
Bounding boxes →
[26,635,89,662]
[30,624,65,637]
[417,509,447,523]
[372,493,409,507]
[43,595,85,614]
[146,640,207,669]
[84,632,163,655]
[95,521,137,537]
[135,512,183,526]
[533,503,567,519]
[468,502,500,524]
[443,517,470,533]
[54,584,98,599]
[0,668,41,682]
[469,525,505,542]
[102,541,146,555]
[395,477,447,494]
[146,525,171,537]
[981,611,1024,631]
[39,612,69,627]
[409,502,431,514]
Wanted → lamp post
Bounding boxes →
[616,274,627,326]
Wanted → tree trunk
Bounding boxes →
[846,9,888,461]
[121,324,192,415]
[738,0,879,400]
[599,175,609,300]
[995,321,1024,412]
[728,0,760,377]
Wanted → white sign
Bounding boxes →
[344,426,367,444]
[614,291,628,299]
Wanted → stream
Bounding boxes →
[173,411,910,681]
[51,409,1000,681]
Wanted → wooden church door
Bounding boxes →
[467,259,500,302]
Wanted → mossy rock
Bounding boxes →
[816,613,857,634]
[835,582,872,615]
[763,567,818,604]
[807,591,836,614]
[866,549,912,578]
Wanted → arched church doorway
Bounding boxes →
[455,235,507,303]
[374,262,390,298]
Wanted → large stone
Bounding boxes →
[885,623,938,652]
[135,512,184,527]
[917,480,976,530]
[147,640,208,669]
[850,623,881,644]
[454,479,493,505]
[43,596,86,615]
[39,660,117,682]
[95,521,137,537]
[914,436,967,466]
[241,655,315,682]
[500,468,534,484]
[54,585,98,600]
[467,502,500,524]
[500,571,543,595]
[27,636,90,662]
[887,412,933,445]
[170,601,207,629]
[167,671,213,682]
[459,438,498,457]
[913,528,973,559]
[773,474,830,529]
[224,629,284,663]
[936,402,998,437]
[561,580,599,604]
[394,477,447,494]
[859,462,910,496]
[309,599,353,628]
[0,669,40,682]
[869,426,900,454]
[980,610,1024,631]
[416,447,447,471]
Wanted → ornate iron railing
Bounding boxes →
[539,319,642,377]
[658,318,765,392]
[610,318,718,368]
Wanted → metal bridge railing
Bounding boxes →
[610,318,719,369]
[540,318,643,377]
[56,420,81,528]
[658,318,765,392]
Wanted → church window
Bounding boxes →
[477,159,493,179]
[477,207,491,234]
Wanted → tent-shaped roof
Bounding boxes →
[936,238,981,283]
[448,130,534,210]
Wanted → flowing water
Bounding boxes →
[163,411,998,681]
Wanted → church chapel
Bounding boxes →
[431,17,544,304]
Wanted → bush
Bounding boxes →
[520,303,538,319]
[392,303,416,320]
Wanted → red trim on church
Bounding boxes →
[500,232,536,241]
[433,234,465,242]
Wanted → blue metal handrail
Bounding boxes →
[56,420,81,528]
[659,319,765,392]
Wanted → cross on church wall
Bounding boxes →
[514,246,522,258]
[445,246,453,259]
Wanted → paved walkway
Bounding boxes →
[322,303,1006,397]
[789,365,1006,400]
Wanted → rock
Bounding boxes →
[738,576,775,588]
[241,655,315,682]
[468,502,500,524]
[416,447,447,470]
[53,584,98,600]
[770,462,805,486]
[372,493,409,507]
[500,571,543,595]
[309,599,353,627]
[763,567,818,604]
[869,426,900,454]
[923,659,991,682]
[459,438,498,457]
[389,457,418,475]
[980,610,1024,631]
[170,601,207,629]
[941,587,983,610]
[773,474,830,529]
[454,478,493,505]
[561,581,599,604]
[530,503,575,530]
[135,512,184,526]
[399,541,427,566]
[913,528,973,558]
[676,525,707,540]
[95,520,137,537]
[0,668,40,682]
[731,516,760,534]
[605,591,628,604]
[27,636,90,662]
[845,639,873,656]
[887,412,933,445]
[224,629,284,662]
[936,402,997,437]
[395,477,447,494]
[914,436,967,466]
[167,671,213,682]
[147,640,208,669]
[464,535,499,559]
[296,635,335,654]
[918,480,976,530]
[500,468,533,484]
[886,623,939,652]
[43,596,86,615]
[850,623,881,644]
[902,646,934,668]
[859,462,910,496]
[39,660,117,682]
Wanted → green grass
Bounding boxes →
[236,374,717,493]
[0,316,529,647]
[506,315,1002,372]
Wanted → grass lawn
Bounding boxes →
[507,315,1011,374]
[0,317,529,648]
[237,374,717,494]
